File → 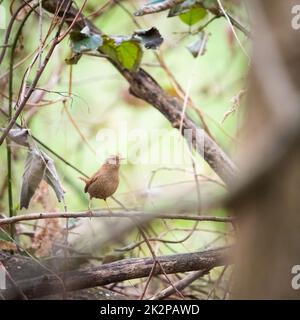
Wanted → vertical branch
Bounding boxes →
[6,3,39,237]
[0,1,33,66]
[0,1,73,145]
[6,57,13,234]
[6,147,13,236]
[38,0,43,68]
[7,20,14,235]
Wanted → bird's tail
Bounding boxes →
[79,176,90,193]
[79,176,89,184]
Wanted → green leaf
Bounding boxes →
[70,26,103,54]
[167,1,208,26]
[100,37,119,62]
[100,36,142,71]
[117,41,143,70]
[179,7,207,25]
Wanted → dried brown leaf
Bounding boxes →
[41,151,65,203]
[0,240,17,251]
[20,150,47,209]
[1,128,30,147]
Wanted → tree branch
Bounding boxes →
[1,247,229,299]
[0,0,73,145]
[0,210,235,226]
[149,269,208,300]
[133,0,250,37]
[41,0,238,186]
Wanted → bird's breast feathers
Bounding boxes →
[86,171,119,199]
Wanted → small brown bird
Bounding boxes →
[80,155,123,212]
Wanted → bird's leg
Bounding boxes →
[104,199,113,214]
[88,198,93,219]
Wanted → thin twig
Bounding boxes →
[0,210,235,226]
[0,109,89,178]
[3,264,28,300]
[134,224,185,300]
[0,0,34,65]
[6,2,39,237]
[216,0,249,60]
[150,269,208,300]
[0,1,73,145]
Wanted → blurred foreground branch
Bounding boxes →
[1,247,229,299]
[0,210,235,226]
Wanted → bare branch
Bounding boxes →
[134,0,183,16]
[0,211,235,226]
[1,247,229,299]
[133,0,250,37]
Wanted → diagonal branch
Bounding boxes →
[149,269,208,300]
[121,68,238,185]
[1,246,229,299]
[41,0,238,186]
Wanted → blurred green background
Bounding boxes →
[0,0,248,258]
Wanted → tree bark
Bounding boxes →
[1,247,229,299]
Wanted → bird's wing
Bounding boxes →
[84,175,98,193]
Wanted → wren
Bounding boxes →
[80,155,123,212]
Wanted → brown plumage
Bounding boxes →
[80,155,122,202]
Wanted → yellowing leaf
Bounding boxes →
[117,41,142,71]
[100,37,143,71]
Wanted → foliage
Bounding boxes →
[169,0,207,26]
[0,0,249,300]
[68,26,163,70]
